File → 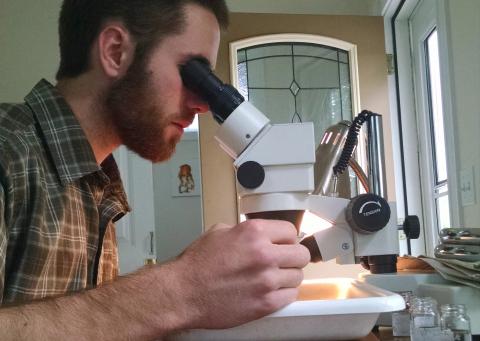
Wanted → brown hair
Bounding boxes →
[56,0,229,80]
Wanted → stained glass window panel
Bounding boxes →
[297,89,342,145]
[340,63,352,118]
[248,89,296,124]
[294,57,339,88]
[247,57,293,88]
[293,44,338,61]
[237,42,352,140]
[247,44,293,59]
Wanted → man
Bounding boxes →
[0,1,310,340]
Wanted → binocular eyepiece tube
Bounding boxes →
[180,58,245,124]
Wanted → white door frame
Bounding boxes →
[383,0,460,256]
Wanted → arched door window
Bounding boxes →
[230,34,361,147]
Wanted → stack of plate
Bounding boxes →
[435,228,480,262]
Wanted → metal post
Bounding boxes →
[366,114,388,197]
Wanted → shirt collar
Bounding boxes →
[25,79,100,185]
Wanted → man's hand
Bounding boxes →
[169,219,311,330]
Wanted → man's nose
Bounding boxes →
[186,90,210,114]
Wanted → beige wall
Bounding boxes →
[0,0,62,102]
[201,13,393,229]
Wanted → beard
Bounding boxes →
[104,58,181,163]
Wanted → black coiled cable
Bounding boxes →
[332,110,375,176]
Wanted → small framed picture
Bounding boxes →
[170,158,201,197]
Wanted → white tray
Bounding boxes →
[168,278,405,341]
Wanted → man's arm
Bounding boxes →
[0,220,310,340]
[0,265,182,340]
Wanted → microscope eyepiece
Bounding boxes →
[180,58,245,124]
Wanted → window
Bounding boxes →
[236,42,352,146]
[230,34,361,147]
[425,29,451,231]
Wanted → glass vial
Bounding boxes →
[440,304,472,341]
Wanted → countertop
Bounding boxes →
[354,327,479,341]
[346,328,393,341]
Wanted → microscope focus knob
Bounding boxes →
[402,215,421,239]
[237,161,265,189]
[346,193,391,234]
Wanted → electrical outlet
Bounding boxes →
[460,167,476,206]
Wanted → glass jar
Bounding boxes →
[410,297,441,341]
[440,304,472,341]
[410,297,439,328]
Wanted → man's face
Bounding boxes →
[105,4,220,162]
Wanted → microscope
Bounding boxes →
[180,58,399,274]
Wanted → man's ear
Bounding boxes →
[97,22,135,78]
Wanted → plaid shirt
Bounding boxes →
[0,79,130,305]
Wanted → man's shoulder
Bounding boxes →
[0,102,38,169]
[0,102,35,136]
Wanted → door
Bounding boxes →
[115,147,157,274]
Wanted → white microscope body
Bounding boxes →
[215,101,399,266]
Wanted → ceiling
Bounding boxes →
[225,0,390,16]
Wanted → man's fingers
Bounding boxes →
[274,268,304,289]
[241,219,299,244]
[273,244,311,268]
[263,287,300,311]
[234,220,311,269]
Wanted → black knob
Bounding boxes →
[237,161,265,189]
[403,215,421,239]
[346,193,391,234]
